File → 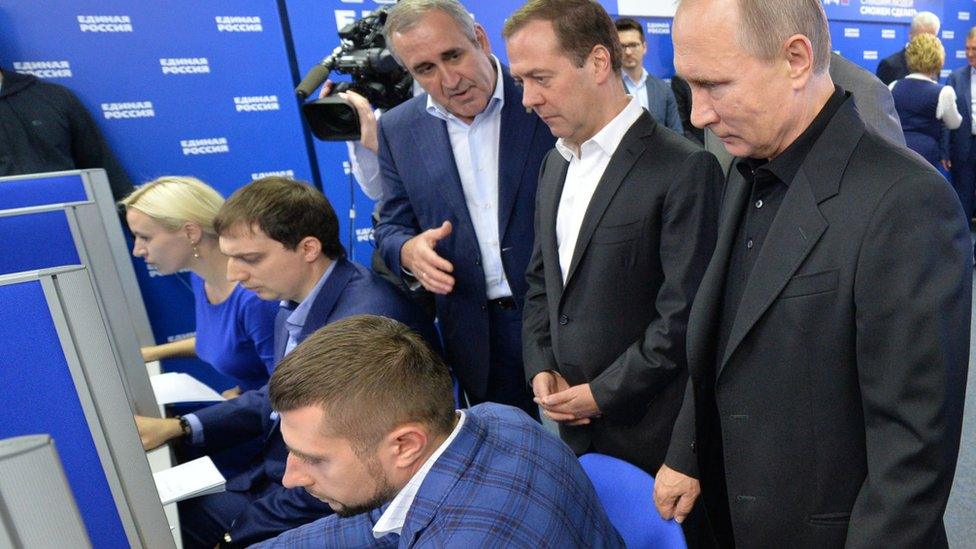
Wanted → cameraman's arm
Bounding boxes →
[319,83,383,200]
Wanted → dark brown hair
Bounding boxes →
[614,17,644,43]
[503,0,622,73]
[213,176,344,259]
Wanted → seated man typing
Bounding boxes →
[135,177,437,548]
[254,314,623,548]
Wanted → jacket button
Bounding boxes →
[558,314,569,325]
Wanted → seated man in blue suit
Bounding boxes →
[374,0,555,418]
[615,18,684,136]
[254,315,624,548]
[134,177,437,548]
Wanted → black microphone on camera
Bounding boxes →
[295,47,342,99]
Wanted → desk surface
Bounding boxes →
[145,359,182,549]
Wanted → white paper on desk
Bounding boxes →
[153,456,226,505]
[150,372,225,404]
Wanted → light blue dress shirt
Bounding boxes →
[424,55,512,300]
[183,261,336,444]
[623,68,650,112]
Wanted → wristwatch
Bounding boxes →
[176,415,191,439]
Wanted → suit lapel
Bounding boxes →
[397,412,484,546]
[686,167,751,376]
[716,171,827,376]
[497,69,534,240]
[540,151,570,298]
[273,306,289,364]
[964,69,972,130]
[716,98,864,378]
[408,107,475,234]
[563,113,652,287]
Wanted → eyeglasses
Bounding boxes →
[621,42,643,51]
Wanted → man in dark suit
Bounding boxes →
[946,26,976,224]
[134,177,436,547]
[506,0,720,476]
[253,315,624,548]
[656,1,971,547]
[614,18,684,136]
[374,0,555,417]
[876,11,940,85]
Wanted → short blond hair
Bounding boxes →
[905,33,944,76]
[119,176,224,236]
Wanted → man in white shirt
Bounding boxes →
[254,315,624,548]
[506,6,720,547]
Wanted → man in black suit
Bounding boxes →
[655,1,971,547]
[875,11,940,85]
[505,0,721,476]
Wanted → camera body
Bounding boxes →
[300,7,413,141]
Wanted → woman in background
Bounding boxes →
[121,176,278,396]
[890,33,962,170]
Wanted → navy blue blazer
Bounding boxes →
[374,67,555,399]
[625,74,684,135]
[947,65,974,165]
[254,404,625,548]
[191,257,438,546]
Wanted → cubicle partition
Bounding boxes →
[0,169,153,347]
[0,267,174,548]
[0,199,159,417]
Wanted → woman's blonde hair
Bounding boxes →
[905,33,945,76]
[119,176,224,236]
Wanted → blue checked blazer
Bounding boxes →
[254,403,625,548]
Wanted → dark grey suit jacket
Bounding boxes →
[523,110,722,473]
[667,95,971,548]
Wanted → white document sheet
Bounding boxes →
[153,456,226,505]
[150,372,225,404]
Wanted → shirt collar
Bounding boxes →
[372,410,467,538]
[283,260,337,330]
[555,95,644,161]
[425,55,504,123]
[622,68,648,88]
[735,86,847,187]
[905,72,937,83]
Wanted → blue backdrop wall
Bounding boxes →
[1,0,972,388]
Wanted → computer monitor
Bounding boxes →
[0,202,158,417]
[0,435,91,548]
[0,169,153,347]
[0,266,174,548]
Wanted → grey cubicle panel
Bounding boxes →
[0,202,159,418]
[0,169,154,347]
[0,435,91,549]
[0,267,174,549]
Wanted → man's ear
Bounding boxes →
[782,34,816,90]
[383,424,430,469]
[590,44,614,85]
[298,236,322,262]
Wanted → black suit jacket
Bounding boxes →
[523,111,722,472]
[666,96,971,547]
[875,48,908,85]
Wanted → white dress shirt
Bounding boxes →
[554,96,644,283]
[622,68,649,112]
[372,410,467,538]
[889,73,962,130]
[424,55,512,299]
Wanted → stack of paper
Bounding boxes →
[153,456,226,505]
[150,372,225,405]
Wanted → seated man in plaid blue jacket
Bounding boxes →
[254,315,623,548]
